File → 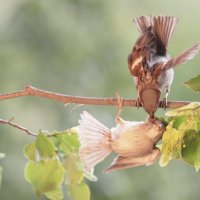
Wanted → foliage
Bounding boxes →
[160,102,200,170]
[185,74,200,92]
[23,131,94,200]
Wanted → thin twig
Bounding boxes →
[0,118,37,136]
[0,85,194,109]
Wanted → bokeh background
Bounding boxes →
[0,0,200,199]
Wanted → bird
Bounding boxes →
[128,15,200,118]
[77,111,164,173]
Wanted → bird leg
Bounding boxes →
[135,96,142,108]
[161,88,170,109]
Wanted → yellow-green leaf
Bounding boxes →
[45,187,63,200]
[178,116,199,132]
[24,143,36,161]
[25,160,65,195]
[172,116,187,130]
[52,131,80,155]
[68,182,90,200]
[196,117,200,131]
[159,121,183,167]
[181,129,200,171]
[65,155,84,185]
[35,133,56,159]
[185,74,200,92]
[160,113,200,168]
[166,102,200,116]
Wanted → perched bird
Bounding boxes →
[128,15,200,118]
[77,111,164,173]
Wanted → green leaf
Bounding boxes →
[172,116,187,130]
[196,117,200,131]
[68,182,90,200]
[185,74,200,92]
[166,102,200,116]
[160,112,200,168]
[65,154,84,185]
[177,116,199,134]
[24,129,92,200]
[181,129,200,171]
[45,187,63,200]
[52,131,80,155]
[24,143,36,161]
[67,133,80,151]
[35,133,56,159]
[25,160,65,195]
[159,121,183,167]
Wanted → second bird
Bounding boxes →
[128,15,200,118]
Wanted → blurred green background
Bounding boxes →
[0,0,200,199]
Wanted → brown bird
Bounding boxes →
[77,111,164,173]
[128,15,200,118]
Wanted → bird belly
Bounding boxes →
[159,68,174,89]
[111,134,153,157]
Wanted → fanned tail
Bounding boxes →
[134,15,178,50]
[152,15,178,48]
[134,16,151,33]
[78,111,112,171]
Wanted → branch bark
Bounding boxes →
[0,118,36,136]
[0,85,193,109]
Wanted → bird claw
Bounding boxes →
[115,116,125,125]
[135,97,142,109]
[161,97,168,109]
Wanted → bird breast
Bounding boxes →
[147,55,169,69]
[110,121,163,157]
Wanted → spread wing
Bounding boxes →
[163,43,200,70]
[104,148,160,173]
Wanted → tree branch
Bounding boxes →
[0,85,196,136]
[0,118,36,136]
[0,85,193,109]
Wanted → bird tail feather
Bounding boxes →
[134,15,178,48]
[77,111,112,171]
